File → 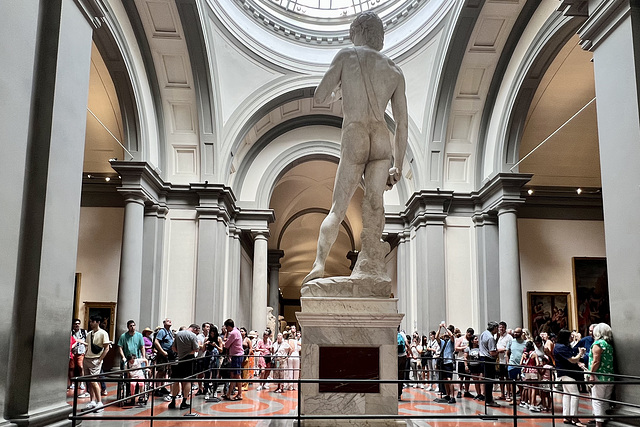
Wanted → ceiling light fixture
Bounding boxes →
[105,177,111,182]
[576,188,582,195]
[527,189,534,195]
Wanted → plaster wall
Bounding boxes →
[518,218,606,331]
[75,207,124,323]
[445,216,478,330]
[161,209,198,328]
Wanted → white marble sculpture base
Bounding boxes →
[296,295,404,427]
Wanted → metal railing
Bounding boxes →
[69,355,640,426]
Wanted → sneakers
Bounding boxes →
[457,391,462,399]
[78,392,90,398]
[180,401,190,410]
[84,401,97,410]
[168,399,176,409]
[448,397,456,404]
[69,384,75,390]
[204,393,210,400]
[486,401,501,407]
[256,385,263,391]
[530,405,541,412]
[164,395,174,402]
[95,402,104,413]
[519,402,529,409]
[425,386,432,391]
[419,384,425,389]
[475,394,485,401]
[101,390,108,396]
[464,392,475,398]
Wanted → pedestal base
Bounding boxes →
[296,295,404,424]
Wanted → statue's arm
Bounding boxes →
[388,71,408,186]
[314,49,348,105]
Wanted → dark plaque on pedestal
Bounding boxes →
[318,346,380,393]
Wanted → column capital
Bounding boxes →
[193,183,237,223]
[251,230,270,240]
[402,190,454,229]
[498,205,519,216]
[145,202,168,218]
[268,249,285,268]
[111,161,166,205]
[118,190,147,206]
[472,211,498,226]
[578,0,632,51]
[475,173,531,214]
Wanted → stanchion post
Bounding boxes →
[512,378,517,427]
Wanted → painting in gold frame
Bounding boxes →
[528,291,570,337]
[83,301,116,339]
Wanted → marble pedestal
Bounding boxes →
[296,293,404,427]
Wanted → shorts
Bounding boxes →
[457,361,467,378]
[441,363,454,379]
[171,355,195,379]
[469,364,482,375]
[523,372,538,381]
[155,351,170,371]
[230,355,243,376]
[497,363,508,378]
[508,366,521,380]
[481,356,496,378]
[83,357,102,376]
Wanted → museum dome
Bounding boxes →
[209,0,454,71]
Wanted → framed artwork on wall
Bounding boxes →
[83,301,116,339]
[528,292,570,337]
[573,257,610,337]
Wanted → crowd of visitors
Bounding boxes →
[69,316,301,413]
[397,320,615,427]
[70,314,615,425]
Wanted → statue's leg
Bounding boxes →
[302,126,367,284]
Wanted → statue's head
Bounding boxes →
[350,12,384,51]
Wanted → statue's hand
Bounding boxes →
[386,166,402,189]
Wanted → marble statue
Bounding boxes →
[302,11,408,297]
[266,307,276,335]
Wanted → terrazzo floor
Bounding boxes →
[67,382,603,427]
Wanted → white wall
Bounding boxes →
[445,216,478,330]
[518,218,606,331]
[75,207,124,324]
[161,209,198,328]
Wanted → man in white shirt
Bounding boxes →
[495,321,513,400]
[83,315,110,412]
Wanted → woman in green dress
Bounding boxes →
[588,323,614,427]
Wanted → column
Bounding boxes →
[497,206,523,328]
[116,192,147,338]
[268,250,284,319]
[578,0,640,399]
[140,203,167,329]
[473,212,500,327]
[251,232,269,333]
[1,0,96,424]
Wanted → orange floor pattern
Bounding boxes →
[67,383,599,426]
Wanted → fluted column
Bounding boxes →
[251,232,269,333]
[498,206,522,328]
[116,192,147,337]
[268,250,284,320]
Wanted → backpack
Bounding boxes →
[397,333,406,354]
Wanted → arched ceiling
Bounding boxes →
[84,42,124,174]
[519,34,600,188]
[269,160,363,299]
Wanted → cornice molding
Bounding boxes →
[578,0,631,50]
[474,172,532,214]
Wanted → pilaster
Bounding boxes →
[1,0,96,424]
[403,190,453,334]
[251,231,270,333]
[577,0,640,402]
[268,249,285,320]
